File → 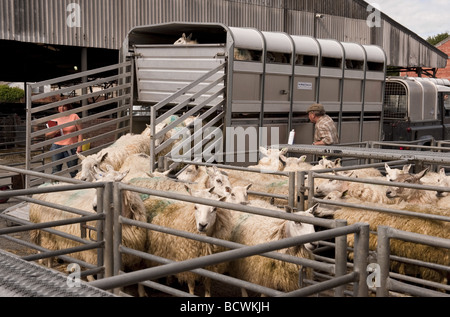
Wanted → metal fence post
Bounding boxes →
[307,171,315,209]
[334,219,348,297]
[297,171,306,211]
[288,171,295,209]
[102,182,114,279]
[113,182,123,295]
[353,223,369,297]
[376,226,391,297]
[95,186,105,280]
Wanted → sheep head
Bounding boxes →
[91,166,130,211]
[436,168,450,197]
[225,184,252,205]
[206,166,232,198]
[177,164,199,182]
[285,207,317,251]
[384,163,412,182]
[386,168,429,200]
[186,185,226,235]
[77,152,109,182]
[174,33,197,45]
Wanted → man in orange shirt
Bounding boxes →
[46,103,83,178]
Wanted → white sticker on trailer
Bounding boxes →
[297,82,313,90]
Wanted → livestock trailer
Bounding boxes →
[383,77,450,143]
[121,22,387,168]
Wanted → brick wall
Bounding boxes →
[401,37,450,79]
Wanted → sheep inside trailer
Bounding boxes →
[121,22,387,168]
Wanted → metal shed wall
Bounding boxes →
[0,0,447,68]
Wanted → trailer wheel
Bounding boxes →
[0,185,10,203]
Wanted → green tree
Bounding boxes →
[426,32,449,46]
[0,85,25,103]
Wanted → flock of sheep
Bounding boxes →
[27,110,450,296]
[25,33,449,296]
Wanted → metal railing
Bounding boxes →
[307,165,450,296]
[0,165,113,280]
[149,63,226,172]
[25,62,133,188]
[90,180,371,297]
[377,226,450,297]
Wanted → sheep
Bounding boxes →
[164,165,232,198]
[385,167,440,205]
[313,171,397,205]
[234,48,253,61]
[266,52,288,64]
[224,184,252,205]
[174,33,198,45]
[228,206,317,296]
[186,165,232,198]
[384,163,412,182]
[75,123,167,182]
[314,190,450,285]
[310,157,341,170]
[29,169,147,275]
[280,155,312,172]
[117,153,172,182]
[220,148,288,190]
[146,187,232,297]
[247,147,288,172]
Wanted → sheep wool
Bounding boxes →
[147,200,233,297]
[29,182,147,272]
[332,199,450,284]
[229,213,314,294]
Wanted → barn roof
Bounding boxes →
[0,0,447,82]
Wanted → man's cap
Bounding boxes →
[307,103,325,113]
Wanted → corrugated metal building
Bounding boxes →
[0,0,447,82]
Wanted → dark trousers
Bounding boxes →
[50,144,78,178]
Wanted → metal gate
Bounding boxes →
[25,62,133,188]
[133,44,227,171]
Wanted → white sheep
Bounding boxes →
[385,168,439,205]
[313,171,397,205]
[75,124,166,182]
[174,33,198,45]
[152,165,232,198]
[384,163,412,182]
[229,206,316,296]
[234,48,253,61]
[310,157,341,170]
[191,166,232,198]
[29,170,147,274]
[280,155,312,172]
[314,191,450,285]
[247,147,288,172]
[146,187,232,297]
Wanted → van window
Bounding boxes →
[367,61,384,71]
[444,93,450,117]
[383,82,407,119]
[345,59,364,70]
[322,57,342,68]
[233,48,262,62]
[266,52,291,64]
[295,54,317,66]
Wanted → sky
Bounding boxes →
[368,0,450,40]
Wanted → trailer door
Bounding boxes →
[134,44,226,106]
